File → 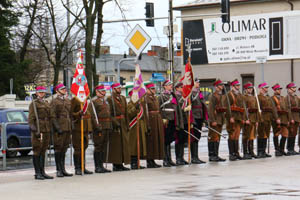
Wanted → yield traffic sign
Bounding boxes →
[125,24,151,56]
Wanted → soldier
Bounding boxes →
[242,82,259,159]
[174,82,189,165]
[257,82,273,158]
[106,82,131,171]
[50,83,73,177]
[285,83,300,155]
[28,86,53,180]
[159,80,182,167]
[271,83,289,156]
[223,79,245,161]
[90,84,112,173]
[144,83,164,168]
[127,89,148,169]
[71,97,93,175]
[191,78,207,164]
[207,79,226,162]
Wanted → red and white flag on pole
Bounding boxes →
[71,49,90,110]
[180,60,194,100]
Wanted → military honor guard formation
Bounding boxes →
[28,78,300,180]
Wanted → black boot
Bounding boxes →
[234,140,243,160]
[163,145,171,167]
[147,160,156,168]
[263,138,272,157]
[208,142,218,162]
[33,155,44,180]
[74,155,82,175]
[61,153,73,176]
[274,136,282,156]
[152,160,161,168]
[228,140,237,161]
[131,156,145,169]
[249,140,257,158]
[280,136,287,156]
[215,142,226,161]
[167,145,177,166]
[99,152,111,173]
[287,137,298,156]
[113,164,123,171]
[175,143,185,165]
[94,152,102,173]
[242,140,252,160]
[55,152,64,177]
[257,139,266,158]
[40,155,53,179]
[191,142,205,164]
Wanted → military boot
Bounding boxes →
[99,152,111,173]
[256,139,266,158]
[274,136,282,156]
[167,144,177,166]
[280,137,287,156]
[191,142,206,164]
[94,152,102,173]
[287,137,298,156]
[249,140,257,158]
[61,153,73,176]
[152,160,162,168]
[74,155,82,175]
[131,156,145,170]
[40,155,54,179]
[208,142,218,162]
[234,140,243,160]
[175,143,185,165]
[163,145,171,167]
[242,140,252,160]
[228,140,237,161]
[263,138,272,157]
[33,155,44,180]
[55,152,64,177]
[147,160,156,168]
[215,142,226,162]
[83,157,93,175]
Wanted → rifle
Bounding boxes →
[253,87,262,116]
[30,94,42,141]
[89,96,99,125]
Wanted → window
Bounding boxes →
[6,111,26,123]
[269,17,283,55]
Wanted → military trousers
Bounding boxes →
[257,121,271,139]
[272,122,289,138]
[208,124,222,142]
[289,122,299,138]
[164,120,176,145]
[53,131,71,153]
[72,131,89,156]
[192,118,203,143]
[93,130,109,154]
[242,122,256,141]
[31,132,50,156]
[227,121,242,140]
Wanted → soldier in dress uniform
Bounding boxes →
[144,83,164,168]
[106,82,131,171]
[28,86,53,180]
[90,84,112,173]
[285,83,300,155]
[223,79,245,161]
[127,89,147,169]
[257,82,273,158]
[159,80,182,167]
[174,82,189,165]
[71,97,93,175]
[191,78,207,164]
[50,83,73,177]
[242,82,259,159]
[207,79,226,162]
[271,83,290,156]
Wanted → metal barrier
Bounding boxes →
[1,122,32,170]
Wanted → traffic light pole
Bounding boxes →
[168,0,174,82]
[117,58,136,83]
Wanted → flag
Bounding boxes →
[71,49,90,102]
[180,60,194,100]
[131,63,146,103]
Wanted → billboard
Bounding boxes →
[183,11,300,64]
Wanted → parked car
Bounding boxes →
[0,108,31,157]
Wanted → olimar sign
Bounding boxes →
[183,11,300,65]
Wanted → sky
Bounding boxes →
[101,0,182,54]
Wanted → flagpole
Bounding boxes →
[80,102,84,175]
[187,43,192,164]
[137,116,140,169]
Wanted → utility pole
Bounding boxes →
[66,0,71,95]
[168,0,174,82]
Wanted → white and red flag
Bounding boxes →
[71,49,90,103]
[180,60,194,100]
[131,63,146,103]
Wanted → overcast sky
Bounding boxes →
[101,0,182,54]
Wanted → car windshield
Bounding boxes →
[23,111,29,121]
[6,111,27,123]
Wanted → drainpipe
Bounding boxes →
[286,0,294,82]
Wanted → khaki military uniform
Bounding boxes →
[50,96,72,153]
[145,93,164,160]
[106,92,130,165]
[243,94,259,141]
[29,99,52,156]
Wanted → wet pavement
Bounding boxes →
[1,129,300,199]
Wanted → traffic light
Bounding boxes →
[145,2,154,27]
[221,0,230,23]
[120,76,126,85]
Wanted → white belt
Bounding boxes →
[162,108,175,112]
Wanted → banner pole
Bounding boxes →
[137,117,140,169]
[188,98,191,164]
[80,102,84,175]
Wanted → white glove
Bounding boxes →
[184,105,192,112]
